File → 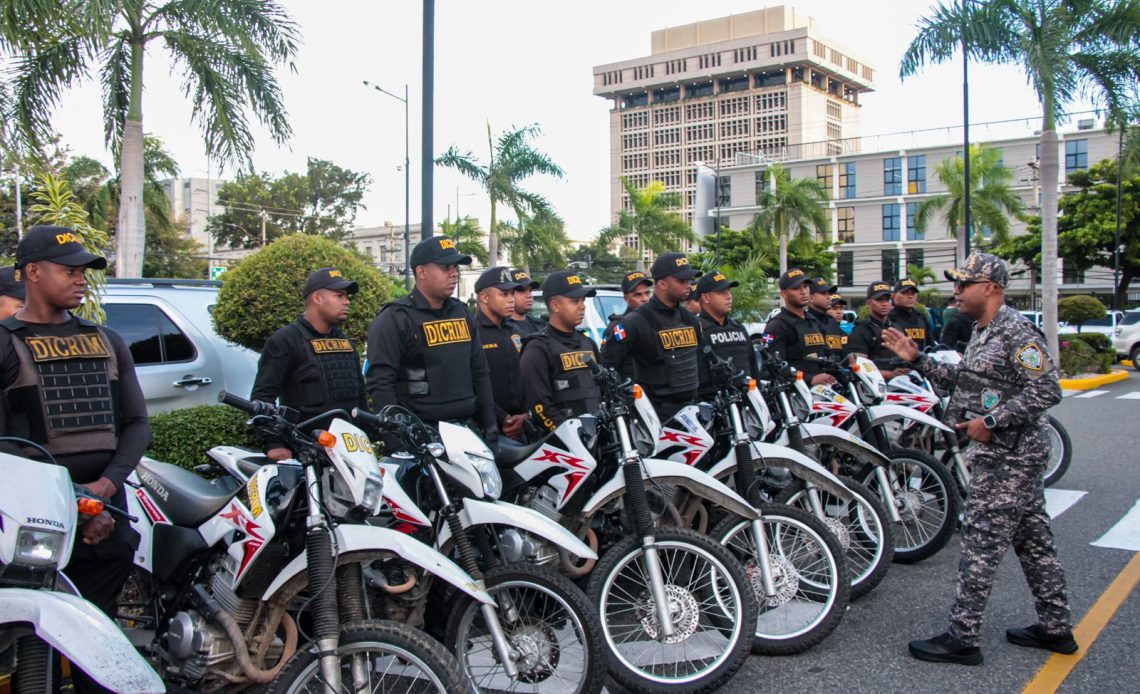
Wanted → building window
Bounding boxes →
[716,176,731,206]
[1063,263,1085,284]
[816,164,834,195]
[652,86,680,104]
[755,170,770,200]
[881,249,900,285]
[684,82,714,100]
[882,203,901,241]
[907,155,926,194]
[685,102,715,120]
[838,251,854,287]
[839,162,856,198]
[1065,139,1088,175]
[906,247,924,272]
[906,202,923,240]
[837,207,854,244]
[884,157,902,195]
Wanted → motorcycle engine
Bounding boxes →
[526,484,561,522]
[496,484,562,565]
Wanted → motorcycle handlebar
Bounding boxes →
[217,390,276,416]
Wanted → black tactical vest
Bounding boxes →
[389,297,479,416]
[0,316,120,457]
[532,328,600,418]
[700,314,753,380]
[889,308,929,351]
[291,322,362,408]
[633,300,700,401]
[809,307,847,355]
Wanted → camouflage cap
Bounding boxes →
[944,252,1010,288]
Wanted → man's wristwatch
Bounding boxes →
[982,414,998,430]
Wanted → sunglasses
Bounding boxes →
[953,279,989,291]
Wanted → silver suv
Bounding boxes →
[102,279,259,414]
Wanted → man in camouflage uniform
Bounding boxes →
[881,252,1076,666]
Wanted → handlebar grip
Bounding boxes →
[217,390,274,416]
[352,407,382,426]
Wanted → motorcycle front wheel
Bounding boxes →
[859,449,960,564]
[1043,415,1073,487]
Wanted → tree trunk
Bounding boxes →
[1040,112,1060,361]
[1117,266,1136,308]
[956,228,967,266]
[116,41,146,278]
[778,227,789,274]
[488,200,498,266]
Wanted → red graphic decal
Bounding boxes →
[659,429,708,448]
[561,471,588,502]
[220,502,265,577]
[135,488,167,524]
[382,496,428,526]
[534,448,589,470]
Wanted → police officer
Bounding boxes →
[889,277,931,351]
[883,253,1075,665]
[507,268,546,337]
[764,268,833,385]
[520,271,600,433]
[366,236,497,441]
[845,281,911,379]
[940,296,975,352]
[828,293,847,323]
[0,226,149,693]
[473,266,529,440]
[601,252,702,419]
[695,271,758,400]
[808,277,846,357]
[0,266,26,319]
[684,281,702,315]
[250,267,367,460]
[600,270,653,379]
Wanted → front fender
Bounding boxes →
[580,458,762,520]
[0,589,165,693]
[799,422,893,467]
[868,404,954,433]
[261,525,493,606]
[436,498,597,560]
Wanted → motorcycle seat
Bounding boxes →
[495,437,546,466]
[237,455,272,479]
[137,458,238,527]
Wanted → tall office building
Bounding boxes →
[592,6,874,256]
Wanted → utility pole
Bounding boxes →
[1115,124,1125,312]
[259,208,269,246]
[422,0,435,240]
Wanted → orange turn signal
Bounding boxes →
[316,430,337,448]
[747,378,758,391]
[851,363,861,372]
[632,384,644,400]
[795,371,804,382]
[77,497,104,516]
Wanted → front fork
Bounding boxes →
[303,465,343,694]
[728,404,778,598]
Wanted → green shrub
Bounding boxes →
[1058,332,1112,354]
[1058,295,1106,331]
[212,234,397,352]
[149,405,259,470]
[1058,336,1113,377]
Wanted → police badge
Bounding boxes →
[981,388,1002,411]
[1016,344,1044,371]
[511,333,522,352]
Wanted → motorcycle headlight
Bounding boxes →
[362,476,384,516]
[465,451,502,500]
[15,528,64,567]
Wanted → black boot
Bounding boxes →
[908,632,984,665]
[1006,624,1078,654]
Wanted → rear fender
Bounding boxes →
[0,589,165,693]
[580,458,761,520]
[435,498,597,560]
[704,442,854,501]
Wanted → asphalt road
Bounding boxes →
[708,370,1140,694]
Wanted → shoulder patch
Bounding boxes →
[511,333,522,352]
[1016,343,1044,371]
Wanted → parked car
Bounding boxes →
[102,279,260,414]
[533,284,622,345]
[1061,310,1123,337]
[1113,309,1140,368]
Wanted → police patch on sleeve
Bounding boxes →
[511,333,522,352]
[981,388,1002,411]
[1016,343,1044,371]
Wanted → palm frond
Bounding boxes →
[99,36,131,149]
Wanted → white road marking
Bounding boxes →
[1062,390,1078,397]
[1044,489,1087,519]
[1116,392,1140,400]
[1074,390,1109,398]
[1092,499,1140,552]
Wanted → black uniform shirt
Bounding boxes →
[520,325,600,432]
[845,315,895,368]
[474,309,524,427]
[763,308,828,379]
[0,316,149,489]
[509,313,547,338]
[600,295,702,409]
[808,307,847,356]
[888,307,931,352]
[697,311,759,399]
[601,310,636,380]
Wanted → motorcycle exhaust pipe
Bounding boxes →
[559,527,599,578]
[193,585,298,683]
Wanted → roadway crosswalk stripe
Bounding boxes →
[1044,489,1087,519]
[1062,390,1078,397]
[1074,390,1109,398]
[1116,392,1140,400]
[1092,499,1140,552]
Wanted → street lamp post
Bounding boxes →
[363,80,411,290]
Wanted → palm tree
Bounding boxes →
[1,1,299,278]
[436,123,564,265]
[598,178,693,271]
[900,0,1140,359]
[66,134,181,233]
[914,145,1024,262]
[498,207,570,274]
[752,164,829,273]
[438,215,489,266]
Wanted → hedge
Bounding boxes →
[1058,332,1113,376]
[149,405,259,471]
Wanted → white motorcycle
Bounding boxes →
[0,443,164,694]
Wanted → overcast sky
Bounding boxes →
[48,0,1098,245]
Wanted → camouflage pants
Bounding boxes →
[947,447,1071,646]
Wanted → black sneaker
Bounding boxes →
[908,632,984,666]
[1006,624,1079,654]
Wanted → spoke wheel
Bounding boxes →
[861,449,960,564]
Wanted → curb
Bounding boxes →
[1122,359,1134,368]
[1060,369,1130,391]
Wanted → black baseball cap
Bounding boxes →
[409,235,472,269]
[650,252,701,281]
[621,271,652,294]
[542,271,596,299]
[475,266,522,292]
[810,277,837,294]
[778,268,810,290]
[303,267,359,298]
[830,293,847,306]
[894,278,919,294]
[0,267,25,300]
[16,225,107,270]
[696,271,738,295]
[866,281,892,299]
[510,268,540,289]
